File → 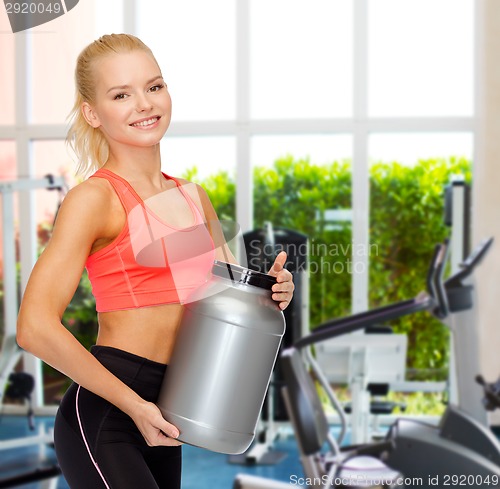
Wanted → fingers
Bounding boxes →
[160,419,180,439]
[146,420,182,447]
[271,265,294,310]
[272,286,294,310]
[267,251,287,276]
[266,251,294,309]
[157,431,184,447]
[132,401,183,447]
[153,414,182,447]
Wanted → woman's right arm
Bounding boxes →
[16,180,180,446]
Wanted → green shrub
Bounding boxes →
[369,157,471,377]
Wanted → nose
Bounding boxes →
[136,92,153,112]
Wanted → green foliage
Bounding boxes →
[201,171,236,222]
[369,157,472,377]
[316,382,447,417]
[388,391,447,417]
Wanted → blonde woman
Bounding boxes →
[17,34,294,489]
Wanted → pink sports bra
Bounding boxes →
[85,169,216,312]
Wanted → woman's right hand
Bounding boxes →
[129,400,182,447]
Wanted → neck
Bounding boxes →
[104,143,163,181]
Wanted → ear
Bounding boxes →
[81,102,101,128]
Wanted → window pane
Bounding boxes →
[370,132,473,165]
[137,1,236,121]
[0,13,15,125]
[0,141,16,180]
[368,132,473,379]
[161,136,235,181]
[252,134,353,325]
[30,0,124,124]
[160,136,236,224]
[252,134,352,168]
[251,0,353,119]
[368,0,474,117]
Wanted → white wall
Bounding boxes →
[474,0,500,424]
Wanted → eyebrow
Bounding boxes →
[106,75,164,94]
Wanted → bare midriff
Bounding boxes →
[95,303,185,365]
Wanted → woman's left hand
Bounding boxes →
[267,251,295,310]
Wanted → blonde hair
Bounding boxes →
[67,34,158,177]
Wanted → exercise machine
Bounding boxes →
[234,237,500,488]
[443,178,489,426]
[314,327,408,444]
[314,179,476,445]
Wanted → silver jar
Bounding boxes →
[157,261,286,454]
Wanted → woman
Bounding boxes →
[17,34,294,489]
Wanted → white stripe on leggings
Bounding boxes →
[76,385,111,489]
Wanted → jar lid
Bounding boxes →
[212,261,276,291]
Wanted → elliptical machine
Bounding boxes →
[234,237,500,488]
[379,238,500,485]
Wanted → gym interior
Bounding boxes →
[1,1,500,488]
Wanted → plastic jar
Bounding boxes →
[157,261,286,454]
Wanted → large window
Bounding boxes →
[0,0,476,405]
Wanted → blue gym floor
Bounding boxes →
[0,415,308,488]
[10,416,500,488]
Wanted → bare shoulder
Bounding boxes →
[53,176,121,239]
[59,177,119,220]
[65,176,114,207]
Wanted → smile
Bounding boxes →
[130,116,160,127]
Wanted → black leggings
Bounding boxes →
[54,345,182,489]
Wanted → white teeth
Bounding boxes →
[131,117,159,127]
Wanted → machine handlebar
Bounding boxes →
[445,237,494,288]
[476,375,500,412]
[294,237,493,351]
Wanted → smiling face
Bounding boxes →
[82,50,172,153]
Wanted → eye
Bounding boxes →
[149,84,165,93]
[114,93,128,100]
